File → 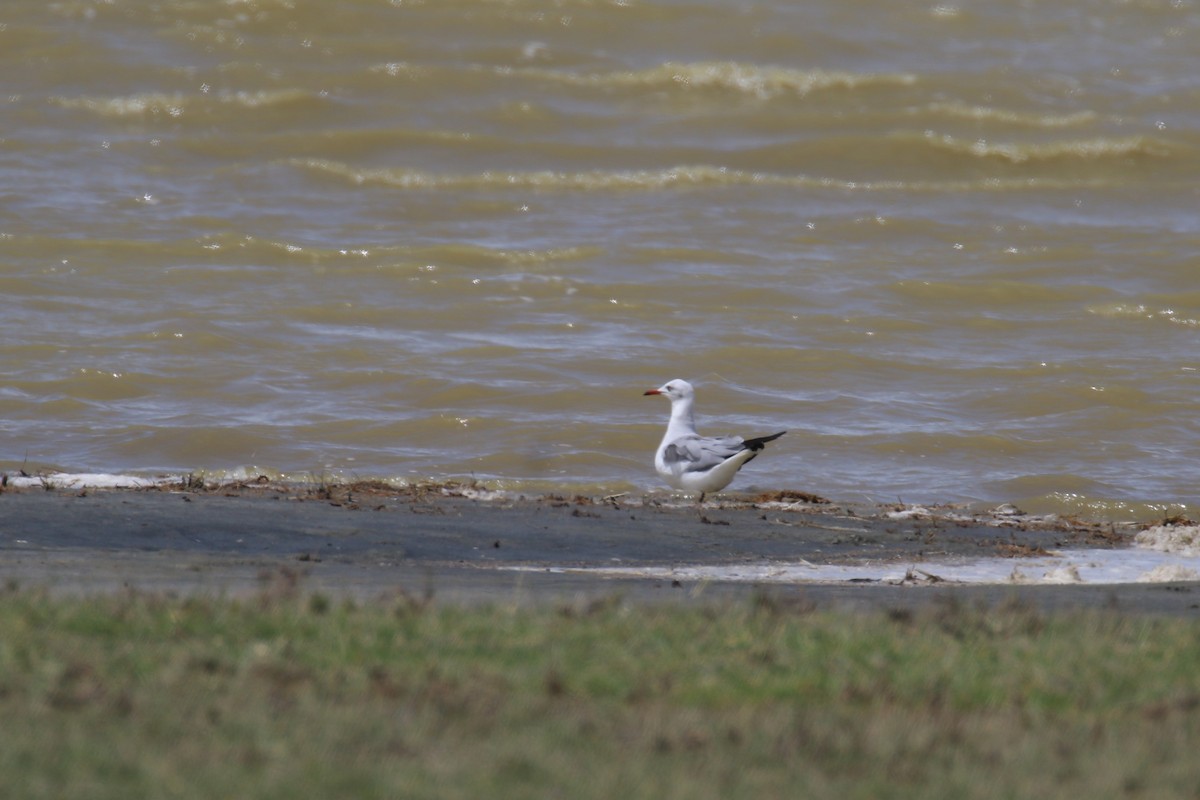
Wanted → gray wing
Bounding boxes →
[663,434,748,474]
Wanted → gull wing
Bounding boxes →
[663,434,750,474]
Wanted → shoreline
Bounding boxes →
[2,478,1199,614]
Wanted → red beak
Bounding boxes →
[643,389,662,396]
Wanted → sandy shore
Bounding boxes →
[1,481,1198,614]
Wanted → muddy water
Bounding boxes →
[3,0,1200,519]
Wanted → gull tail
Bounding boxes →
[744,430,786,451]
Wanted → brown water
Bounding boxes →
[3,0,1200,519]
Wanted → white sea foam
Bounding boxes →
[508,546,1200,586]
[1134,524,1200,556]
[5,472,169,490]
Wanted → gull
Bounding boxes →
[644,379,786,501]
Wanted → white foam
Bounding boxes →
[1139,564,1200,582]
[1134,524,1200,556]
[885,505,933,520]
[457,486,508,502]
[509,546,1200,586]
[5,472,170,490]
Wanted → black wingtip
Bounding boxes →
[745,430,786,451]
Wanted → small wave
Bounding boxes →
[371,59,916,100]
[923,102,1096,128]
[291,158,777,190]
[493,246,599,266]
[891,279,1108,307]
[52,89,317,117]
[291,158,1116,194]
[189,234,600,272]
[1009,489,1189,522]
[371,61,429,79]
[1088,303,1200,327]
[922,131,1170,163]
[503,61,916,99]
[376,242,601,270]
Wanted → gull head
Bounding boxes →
[643,379,694,403]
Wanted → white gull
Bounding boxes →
[644,378,785,501]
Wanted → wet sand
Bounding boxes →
[1,482,1197,615]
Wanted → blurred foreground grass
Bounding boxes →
[2,585,1199,799]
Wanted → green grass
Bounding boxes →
[2,588,1199,799]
